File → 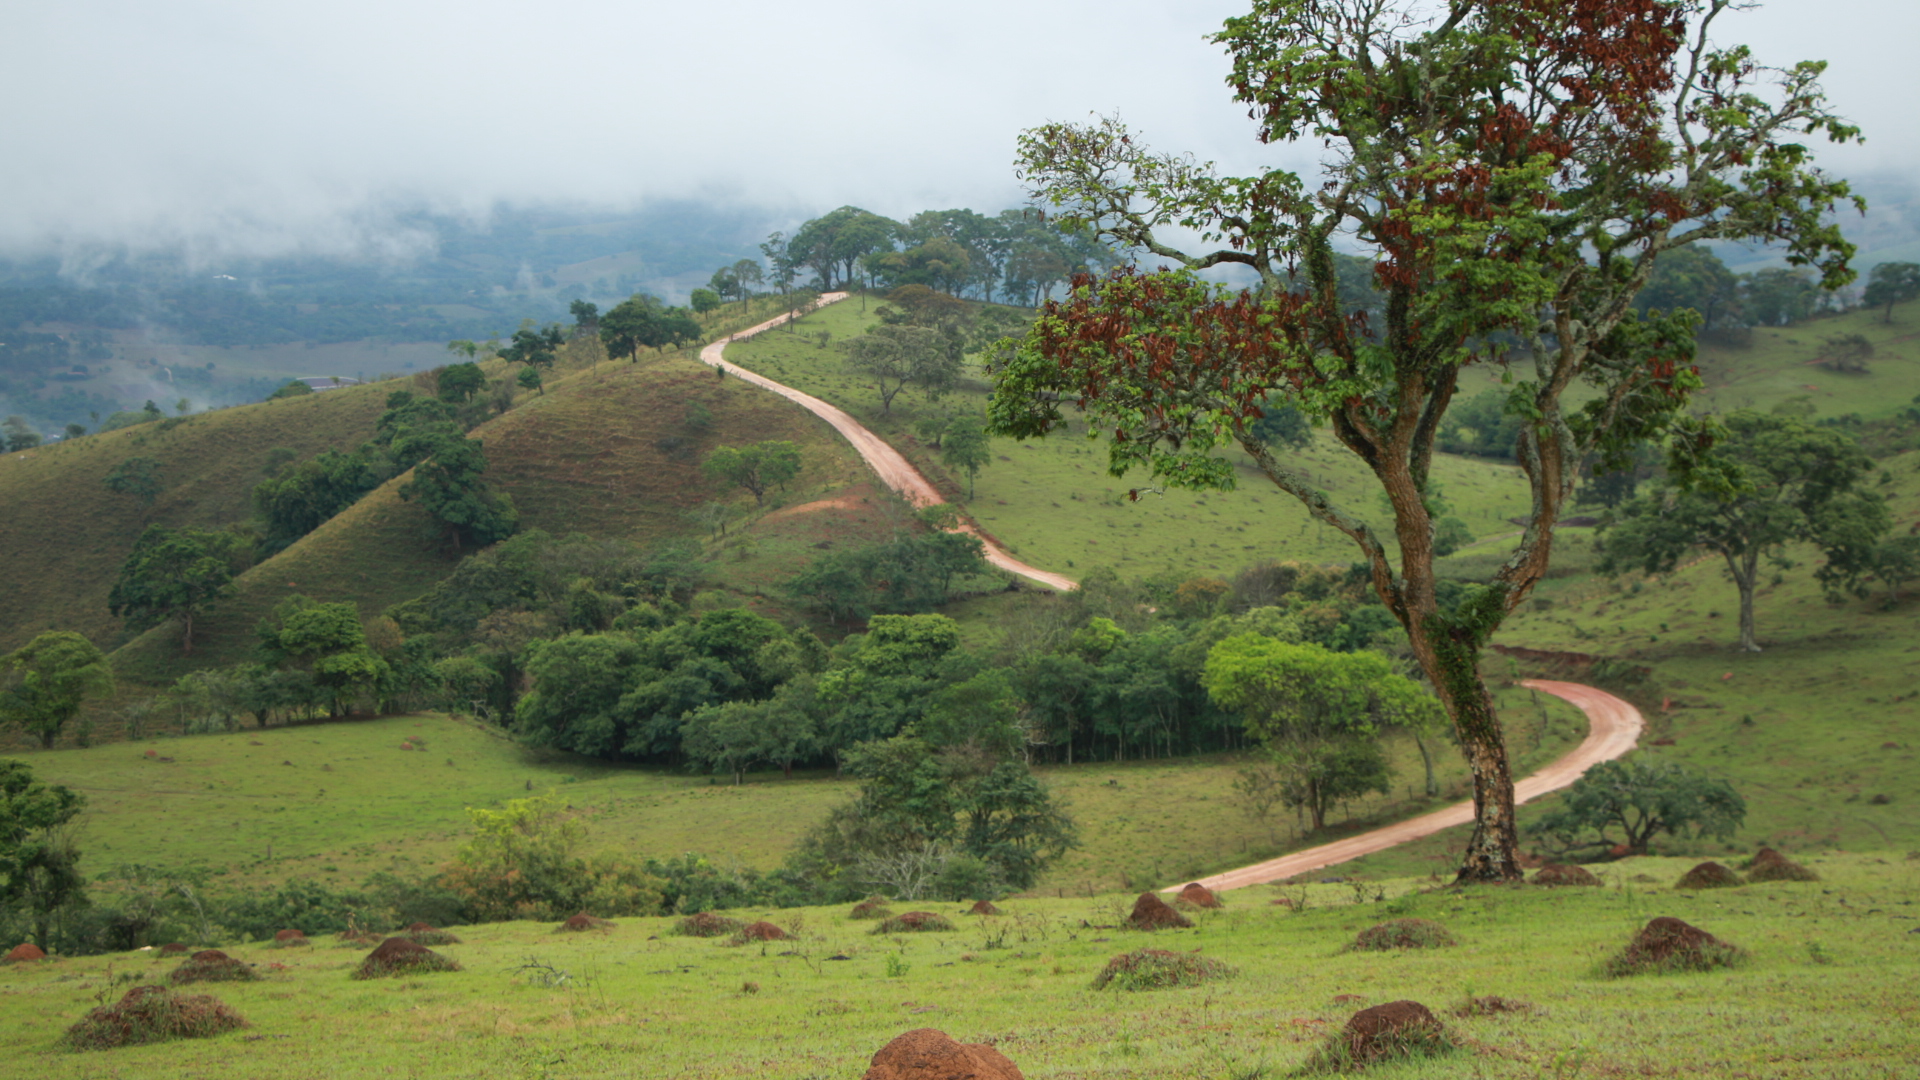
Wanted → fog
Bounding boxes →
[3,0,1915,261]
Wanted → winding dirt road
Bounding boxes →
[697,301,1642,888]
[1170,679,1645,892]
[698,294,1075,591]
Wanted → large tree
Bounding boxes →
[0,760,88,948]
[0,632,114,749]
[1863,261,1920,324]
[599,295,702,362]
[988,0,1860,880]
[108,526,249,656]
[843,325,961,413]
[701,441,802,506]
[1599,411,1886,651]
[787,206,899,290]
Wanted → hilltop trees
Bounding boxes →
[399,432,519,552]
[702,441,802,506]
[108,525,250,656]
[989,0,1861,880]
[1599,411,1887,651]
[600,295,701,361]
[1,632,114,749]
[0,760,88,949]
[842,325,960,413]
[499,323,566,395]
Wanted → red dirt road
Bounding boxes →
[700,294,1075,591]
[1169,679,1645,892]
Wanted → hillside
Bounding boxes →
[109,347,877,681]
[0,384,392,654]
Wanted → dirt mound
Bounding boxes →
[734,921,790,941]
[401,924,462,946]
[1674,861,1743,890]
[874,912,954,934]
[1452,995,1532,1017]
[1744,848,1820,883]
[1351,918,1456,952]
[270,929,309,947]
[862,1027,1024,1080]
[850,896,894,920]
[157,943,190,955]
[1090,948,1236,991]
[1532,863,1601,887]
[353,937,462,980]
[1176,882,1222,909]
[3,942,46,963]
[676,912,745,938]
[63,985,248,1051]
[558,913,615,932]
[168,950,257,985]
[1127,892,1193,931]
[1330,1001,1455,1068]
[1605,917,1744,976]
[967,900,1002,916]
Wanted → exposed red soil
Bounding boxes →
[850,897,894,920]
[1127,891,1193,931]
[967,900,1002,916]
[862,1027,1024,1080]
[1176,882,1222,909]
[271,929,309,946]
[63,985,248,1051]
[354,936,461,979]
[559,913,615,932]
[168,950,257,985]
[1613,916,1741,973]
[736,921,790,941]
[4,943,46,963]
[1532,863,1601,887]
[677,912,745,938]
[1343,1000,1449,1064]
[1351,918,1456,951]
[1674,861,1743,890]
[1745,847,1820,883]
[875,912,953,933]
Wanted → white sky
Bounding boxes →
[2,0,1914,259]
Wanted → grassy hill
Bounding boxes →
[108,347,877,682]
[726,299,1536,582]
[2,855,1912,1077]
[0,383,393,654]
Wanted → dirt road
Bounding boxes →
[699,294,1076,591]
[1169,679,1645,892]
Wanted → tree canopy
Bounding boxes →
[108,525,250,656]
[987,0,1860,881]
[701,441,802,506]
[0,632,114,749]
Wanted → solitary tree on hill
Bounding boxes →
[1599,411,1887,652]
[988,0,1862,881]
[1864,261,1920,323]
[108,526,249,656]
[0,632,114,749]
[702,441,802,506]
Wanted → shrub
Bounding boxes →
[167,950,257,985]
[1090,949,1235,991]
[64,986,247,1050]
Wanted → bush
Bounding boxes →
[64,986,248,1051]
[215,878,361,941]
[1090,949,1235,991]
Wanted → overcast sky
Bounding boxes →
[3,0,1914,261]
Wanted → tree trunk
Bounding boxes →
[1447,679,1520,881]
[181,610,194,657]
[1731,551,1762,652]
[40,728,56,749]
[1413,731,1438,797]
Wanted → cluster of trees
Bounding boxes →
[1635,250,1920,337]
[751,205,1118,306]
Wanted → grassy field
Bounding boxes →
[21,678,1584,896]
[723,300,1537,582]
[2,854,1913,1078]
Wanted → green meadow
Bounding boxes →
[2,855,1913,1078]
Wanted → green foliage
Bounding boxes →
[251,450,383,556]
[841,324,960,413]
[397,431,519,552]
[437,361,485,403]
[0,632,114,749]
[782,531,991,624]
[0,759,88,949]
[257,597,387,717]
[1529,760,1745,857]
[62,986,250,1051]
[108,525,250,656]
[103,455,164,506]
[939,413,992,499]
[689,288,723,314]
[1204,637,1442,831]
[1863,261,1920,323]
[1248,397,1312,451]
[440,793,665,922]
[268,380,314,400]
[701,440,802,506]
[1599,411,1888,650]
[600,294,701,361]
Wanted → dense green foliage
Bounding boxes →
[0,633,114,750]
[1529,760,1746,857]
[107,526,251,656]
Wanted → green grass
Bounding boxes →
[2,854,1914,1077]
[724,298,1535,583]
[1692,306,1920,420]
[17,680,1584,894]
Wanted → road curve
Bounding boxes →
[1169,679,1644,892]
[698,294,1076,591]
